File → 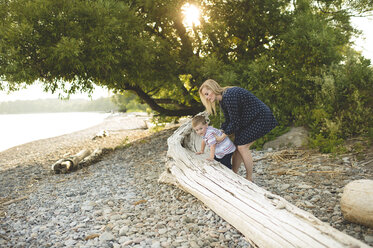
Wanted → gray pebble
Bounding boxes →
[365,235,373,243]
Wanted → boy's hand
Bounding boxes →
[206,157,214,161]
[196,151,204,155]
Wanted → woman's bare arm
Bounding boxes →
[214,132,227,143]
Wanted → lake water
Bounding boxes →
[0,112,110,152]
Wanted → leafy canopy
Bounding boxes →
[0,0,372,147]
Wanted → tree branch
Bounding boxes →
[123,83,204,116]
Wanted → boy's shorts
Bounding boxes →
[214,152,234,169]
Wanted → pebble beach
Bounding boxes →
[0,113,372,247]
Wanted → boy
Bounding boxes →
[192,115,236,169]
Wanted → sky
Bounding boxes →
[351,15,373,61]
[0,83,110,102]
[0,15,372,103]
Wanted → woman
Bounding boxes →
[199,79,278,181]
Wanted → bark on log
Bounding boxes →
[160,117,369,248]
[52,149,91,174]
[340,179,373,228]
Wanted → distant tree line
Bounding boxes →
[0,97,118,114]
[0,92,149,114]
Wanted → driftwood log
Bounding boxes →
[160,117,369,248]
[80,148,104,167]
[340,179,373,228]
[52,149,91,174]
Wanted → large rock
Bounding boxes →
[263,127,308,150]
[340,179,373,228]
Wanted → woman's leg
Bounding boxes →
[237,142,254,181]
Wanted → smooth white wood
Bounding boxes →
[160,117,370,248]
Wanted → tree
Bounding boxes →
[0,0,371,121]
[0,0,205,116]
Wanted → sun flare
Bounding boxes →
[182,3,200,27]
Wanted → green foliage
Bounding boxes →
[368,128,373,144]
[352,141,364,154]
[117,136,131,149]
[148,115,179,132]
[309,133,345,154]
[151,115,180,124]
[224,4,373,153]
[305,51,373,152]
[1,0,372,152]
[206,108,225,129]
[111,92,148,113]
[307,106,344,154]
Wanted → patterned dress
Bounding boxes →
[220,87,278,146]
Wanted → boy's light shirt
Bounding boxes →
[203,126,236,159]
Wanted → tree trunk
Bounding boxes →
[159,116,369,248]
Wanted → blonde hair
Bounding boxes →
[199,79,230,115]
[192,115,207,128]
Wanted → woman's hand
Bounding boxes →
[196,151,204,155]
[213,132,227,143]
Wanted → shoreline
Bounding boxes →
[0,112,151,172]
[0,111,113,153]
[0,111,150,153]
[0,115,372,247]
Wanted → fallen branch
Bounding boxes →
[270,149,309,163]
[308,170,343,174]
[80,148,103,167]
[51,149,91,174]
[359,158,373,167]
[1,196,28,206]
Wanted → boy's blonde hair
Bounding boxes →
[199,79,230,115]
[192,115,207,128]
